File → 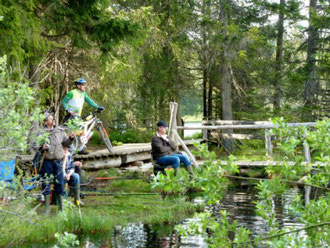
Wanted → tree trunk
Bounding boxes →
[273,0,285,111]
[202,0,208,120]
[304,0,319,121]
[208,82,213,119]
[219,0,234,152]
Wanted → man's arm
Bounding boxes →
[61,131,74,148]
[84,92,99,109]
[166,139,176,150]
[62,91,74,111]
[152,137,173,153]
[65,169,74,181]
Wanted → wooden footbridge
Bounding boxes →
[17,102,326,172]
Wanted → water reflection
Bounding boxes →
[77,185,316,248]
[211,185,305,238]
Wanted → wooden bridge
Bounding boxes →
[17,140,326,173]
[18,141,195,171]
[17,102,326,172]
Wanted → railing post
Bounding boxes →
[265,129,273,157]
[303,140,311,163]
[168,102,178,148]
[202,120,209,140]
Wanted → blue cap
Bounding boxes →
[75,78,87,84]
[157,120,168,127]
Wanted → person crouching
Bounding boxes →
[63,147,83,206]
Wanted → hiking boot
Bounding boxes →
[185,165,194,180]
[74,186,84,206]
[75,199,84,206]
[78,149,89,155]
[58,195,64,212]
[44,194,50,215]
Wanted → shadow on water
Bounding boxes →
[74,183,319,248]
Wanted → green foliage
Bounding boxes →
[152,168,189,194]
[0,56,43,159]
[109,128,154,144]
[65,118,83,134]
[54,232,79,248]
[0,175,197,247]
[254,120,330,246]
[159,120,329,247]
[176,211,253,248]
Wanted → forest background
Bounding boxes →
[0,0,329,147]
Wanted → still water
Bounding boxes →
[76,184,313,248]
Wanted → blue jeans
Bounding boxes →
[40,159,64,196]
[156,153,191,168]
[64,173,80,190]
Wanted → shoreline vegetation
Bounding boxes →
[0,170,197,247]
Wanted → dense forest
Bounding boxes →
[0,0,329,128]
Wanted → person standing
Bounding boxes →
[62,78,104,154]
[151,121,194,179]
[40,113,75,215]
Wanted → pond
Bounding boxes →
[70,184,315,248]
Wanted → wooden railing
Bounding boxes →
[168,102,317,167]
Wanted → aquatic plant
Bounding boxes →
[174,119,330,247]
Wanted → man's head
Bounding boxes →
[75,78,87,91]
[156,120,168,135]
[44,113,55,128]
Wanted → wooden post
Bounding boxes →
[173,129,199,168]
[265,129,273,157]
[168,102,178,148]
[303,140,311,163]
[202,120,209,140]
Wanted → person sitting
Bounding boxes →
[63,147,83,205]
[151,121,194,179]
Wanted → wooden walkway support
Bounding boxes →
[17,141,196,171]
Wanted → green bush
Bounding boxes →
[109,128,154,143]
[88,128,154,146]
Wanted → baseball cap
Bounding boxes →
[157,120,168,127]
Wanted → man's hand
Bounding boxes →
[74,161,82,167]
[65,174,71,181]
[69,132,76,139]
[98,106,105,112]
[42,144,51,150]
[160,134,169,142]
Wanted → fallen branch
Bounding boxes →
[242,222,330,245]
[223,175,330,191]
[83,192,160,196]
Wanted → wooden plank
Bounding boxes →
[121,152,151,164]
[217,160,327,167]
[83,157,122,169]
[213,132,264,140]
[177,122,317,130]
[203,120,271,125]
